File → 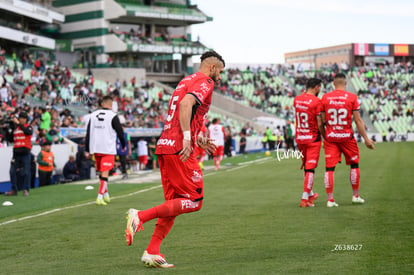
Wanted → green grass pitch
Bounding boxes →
[0,142,413,274]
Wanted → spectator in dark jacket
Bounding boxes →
[63,155,80,181]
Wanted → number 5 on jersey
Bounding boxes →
[166,95,179,122]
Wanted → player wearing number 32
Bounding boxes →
[294,78,323,208]
[124,51,225,268]
[319,73,375,208]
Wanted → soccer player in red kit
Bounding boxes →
[294,78,323,208]
[124,51,225,268]
[319,73,375,207]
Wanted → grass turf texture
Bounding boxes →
[0,142,413,274]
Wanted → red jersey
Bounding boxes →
[293,93,321,144]
[156,72,215,155]
[321,89,359,143]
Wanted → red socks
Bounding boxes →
[302,172,314,200]
[146,217,175,254]
[139,198,203,255]
[98,177,108,195]
[324,171,334,201]
[350,168,360,197]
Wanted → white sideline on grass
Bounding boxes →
[0,185,162,227]
[0,157,272,227]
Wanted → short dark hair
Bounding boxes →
[306,78,322,90]
[334,72,346,80]
[212,118,218,124]
[102,95,113,102]
[200,51,225,67]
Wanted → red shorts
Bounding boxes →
[297,141,321,170]
[158,153,203,202]
[94,153,115,172]
[324,138,359,167]
[212,145,224,157]
[138,155,148,165]
[194,145,206,159]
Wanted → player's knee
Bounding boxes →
[350,163,359,169]
[326,166,335,171]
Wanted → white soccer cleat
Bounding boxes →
[141,250,174,268]
[327,201,339,208]
[125,208,143,246]
[352,196,365,204]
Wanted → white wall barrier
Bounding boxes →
[1,132,413,184]
[0,143,78,183]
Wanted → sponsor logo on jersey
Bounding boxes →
[295,99,313,105]
[297,129,310,133]
[157,139,176,146]
[175,84,185,90]
[327,132,351,138]
[191,170,202,183]
[333,126,344,130]
[183,74,197,81]
[200,82,209,93]
[297,135,313,140]
[163,123,171,130]
[329,100,345,105]
[327,95,348,100]
[181,199,200,210]
[295,105,308,110]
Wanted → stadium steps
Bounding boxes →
[211,92,277,132]
[349,76,376,133]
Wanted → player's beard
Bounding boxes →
[211,69,220,83]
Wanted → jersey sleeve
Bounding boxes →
[315,98,322,116]
[352,95,360,111]
[188,78,214,105]
[320,95,326,112]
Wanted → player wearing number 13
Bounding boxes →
[124,51,225,268]
[319,73,375,207]
[294,78,323,208]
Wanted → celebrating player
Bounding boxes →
[319,73,375,207]
[208,118,225,170]
[294,78,323,207]
[124,51,225,268]
[85,95,125,206]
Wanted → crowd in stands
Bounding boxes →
[0,49,250,186]
[1,47,414,190]
[215,66,296,120]
[214,62,414,135]
[351,62,414,134]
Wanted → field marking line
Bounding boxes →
[0,156,271,227]
[225,157,272,172]
[0,185,162,227]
